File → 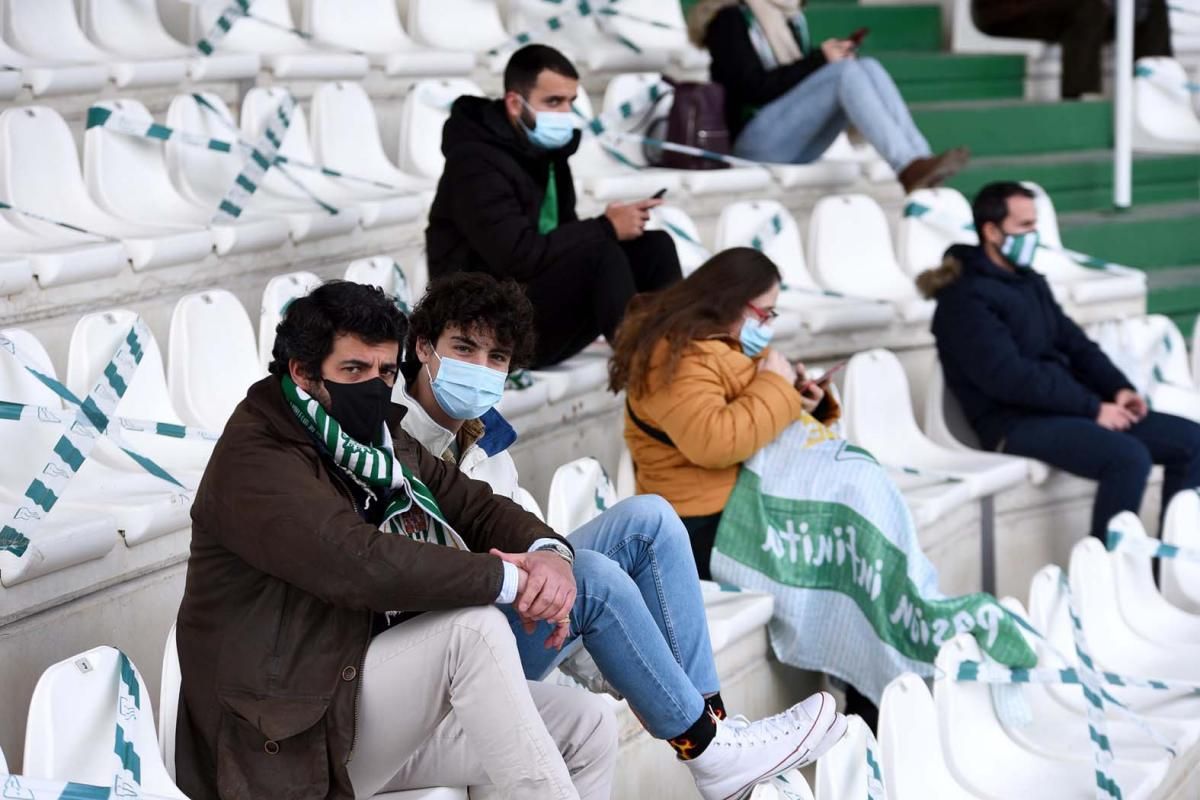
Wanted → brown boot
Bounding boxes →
[898,146,971,194]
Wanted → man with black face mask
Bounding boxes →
[425,43,683,368]
[173,280,617,800]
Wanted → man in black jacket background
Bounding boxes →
[918,181,1200,541]
[426,45,682,368]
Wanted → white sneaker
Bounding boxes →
[685,691,847,800]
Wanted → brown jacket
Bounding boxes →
[625,338,839,518]
[174,376,564,800]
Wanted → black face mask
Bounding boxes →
[322,377,392,445]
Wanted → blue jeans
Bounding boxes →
[504,495,720,740]
[1002,410,1200,539]
[733,57,932,172]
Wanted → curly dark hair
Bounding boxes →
[267,280,408,379]
[404,272,536,378]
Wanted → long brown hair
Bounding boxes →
[609,247,782,397]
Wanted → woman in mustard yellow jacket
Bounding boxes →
[609,247,838,579]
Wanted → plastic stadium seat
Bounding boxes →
[174,0,369,79]
[259,271,323,370]
[549,457,618,536]
[78,0,259,82]
[1133,58,1200,153]
[714,200,895,334]
[406,0,509,52]
[85,99,290,257]
[0,743,6,772]
[1106,511,1200,647]
[1025,182,1147,306]
[615,447,635,501]
[242,87,418,230]
[1161,490,1200,613]
[813,716,881,800]
[808,194,935,323]
[303,0,475,76]
[311,82,434,202]
[165,92,356,243]
[169,289,265,432]
[513,486,546,522]
[0,255,30,295]
[0,107,214,272]
[0,35,107,97]
[879,673,978,799]
[647,205,710,275]
[399,79,487,180]
[159,623,181,780]
[3,0,188,88]
[1089,314,1200,422]
[68,310,212,484]
[923,363,1051,485]
[934,633,1168,799]
[344,257,415,311]
[0,210,130,288]
[600,74,772,196]
[495,373,553,419]
[897,187,978,276]
[530,346,611,405]
[23,646,187,797]
[950,0,1048,57]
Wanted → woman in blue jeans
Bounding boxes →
[688,0,969,193]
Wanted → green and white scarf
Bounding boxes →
[281,375,466,549]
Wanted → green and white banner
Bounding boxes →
[711,420,1036,703]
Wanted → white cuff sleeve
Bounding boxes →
[529,537,565,553]
[496,561,520,605]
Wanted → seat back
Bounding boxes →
[879,673,964,799]
[1134,57,1200,143]
[159,624,181,781]
[67,310,180,427]
[0,107,97,233]
[1024,180,1063,247]
[3,0,108,61]
[842,349,922,460]
[922,362,983,449]
[241,87,332,205]
[168,289,264,431]
[0,328,72,490]
[408,0,508,51]
[547,457,617,536]
[615,447,635,500]
[259,271,323,368]
[23,646,186,797]
[1091,314,1193,396]
[191,0,307,53]
[310,81,401,180]
[897,187,977,276]
[598,72,672,168]
[647,205,709,276]
[399,79,486,178]
[808,194,916,302]
[1106,509,1200,645]
[1161,489,1200,613]
[305,0,413,50]
[714,200,818,291]
[344,257,414,313]
[164,92,243,207]
[814,716,877,799]
[513,486,546,522]
[567,84,623,180]
[79,0,187,55]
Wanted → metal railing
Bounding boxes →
[1114,0,1135,210]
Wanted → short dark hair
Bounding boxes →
[404,273,536,378]
[268,280,407,379]
[972,181,1035,237]
[503,44,579,95]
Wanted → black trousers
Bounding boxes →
[972,0,1173,98]
[524,230,682,368]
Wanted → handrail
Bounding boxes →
[1113,0,1134,210]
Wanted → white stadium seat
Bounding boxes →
[0,742,6,772]
[714,200,894,334]
[1161,489,1200,614]
[259,271,323,370]
[168,289,265,432]
[897,187,978,276]
[878,673,977,799]
[1106,511,1200,647]
[647,204,710,276]
[165,92,355,243]
[23,646,187,797]
[406,0,509,53]
[1133,57,1200,153]
[242,87,417,230]
[529,347,611,404]
[0,255,31,295]
[303,0,475,77]
[808,194,935,323]
[344,257,415,311]
[549,457,618,536]
[814,716,881,800]
[159,624,181,781]
[0,106,215,272]
[399,79,487,180]
[615,447,635,501]
[172,0,369,79]
[78,0,259,83]
[0,41,98,98]
[0,204,126,289]
[84,99,291,257]
[3,0,188,88]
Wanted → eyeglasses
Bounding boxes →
[746,302,779,323]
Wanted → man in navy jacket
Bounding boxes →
[918,181,1200,540]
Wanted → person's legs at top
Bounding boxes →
[732,62,853,164]
[1059,0,1110,97]
[680,511,724,581]
[856,57,933,161]
[348,605,611,800]
[1132,0,1174,59]
[1001,414,1154,540]
[1123,411,1200,529]
[620,230,683,295]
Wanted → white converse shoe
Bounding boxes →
[685,691,847,800]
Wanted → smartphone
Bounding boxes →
[651,187,668,200]
[818,359,849,383]
[848,27,869,47]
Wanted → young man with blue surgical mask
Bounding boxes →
[426,44,682,369]
[398,272,849,800]
[918,181,1200,541]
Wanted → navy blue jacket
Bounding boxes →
[925,244,1133,450]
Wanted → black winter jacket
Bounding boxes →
[425,96,616,283]
[921,244,1134,450]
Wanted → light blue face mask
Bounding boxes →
[1000,230,1039,268]
[427,350,507,421]
[519,96,576,150]
[739,316,775,357]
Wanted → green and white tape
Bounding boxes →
[195,0,253,56]
[1134,62,1200,93]
[1107,524,1200,563]
[0,400,219,444]
[489,0,681,59]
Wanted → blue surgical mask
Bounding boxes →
[1000,230,1039,268]
[739,316,775,357]
[426,351,506,420]
[519,97,576,151]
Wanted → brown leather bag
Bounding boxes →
[648,79,732,170]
